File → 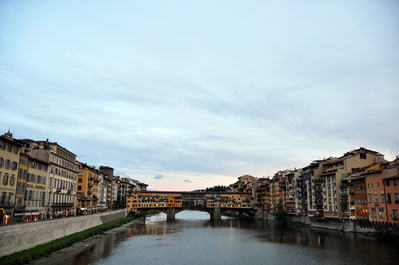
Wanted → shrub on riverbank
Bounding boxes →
[363,230,399,242]
[0,212,157,265]
[273,202,288,224]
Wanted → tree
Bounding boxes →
[273,202,288,224]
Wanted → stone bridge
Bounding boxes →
[135,191,257,220]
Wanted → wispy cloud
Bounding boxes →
[184,179,192,183]
[154,174,163,180]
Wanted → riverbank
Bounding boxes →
[0,211,158,265]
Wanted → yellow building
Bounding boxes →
[24,156,48,222]
[0,132,23,224]
[14,153,29,222]
[126,191,138,212]
[76,162,100,214]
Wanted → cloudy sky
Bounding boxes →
[1,1,398,191]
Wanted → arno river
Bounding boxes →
[34,211,398,265]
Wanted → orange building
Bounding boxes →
[126,191,138,213]
[381,161,399,223]
[363,164,387,222]
[76,162,100,214]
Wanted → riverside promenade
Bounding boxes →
[0,209,127,257]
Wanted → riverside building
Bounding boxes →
[20,139,78,218]
[0,131,23,224]
[76,162,100,214]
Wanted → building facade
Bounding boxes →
[0,132,23,224]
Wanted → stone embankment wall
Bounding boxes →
[261,210,390,233]
[0,209,127,257]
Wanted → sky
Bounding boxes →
[1,1,398,191]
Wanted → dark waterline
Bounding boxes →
[34,211,398,265]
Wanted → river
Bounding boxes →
[34,211,398,265]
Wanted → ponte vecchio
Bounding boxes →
[126,191,257,220]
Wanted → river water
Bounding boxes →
[34,211,398,265]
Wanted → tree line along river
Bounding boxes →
[33,211,398,265]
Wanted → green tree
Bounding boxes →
[273,202,288,224]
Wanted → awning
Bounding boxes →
[14,213,24,216]
[24,213,32,216]
[32,212,40,215]
[350,206,355,210]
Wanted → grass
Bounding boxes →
[0,211,158,265]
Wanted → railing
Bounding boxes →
[52,203,74,207]
[78,197,92,201]
[15,205,26,211]
[0,202,14,207]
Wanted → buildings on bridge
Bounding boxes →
[128,191,255,219]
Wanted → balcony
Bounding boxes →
[88,183,94,187]
[0,202,15,208]
[89,177,95,180]
[78,197,92,201]
[52,203,74,207]
[15,205,26,211]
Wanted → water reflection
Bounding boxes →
[34,211,399,265]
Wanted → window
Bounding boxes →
[10,175,15,186]
[381,193,385,203]
[78,186,82,190]
[387,193,392,202]
[3,174,9,185]
[393,209,398,219]
[386,180,390,186]
[394,180,398,186]
[0,157,4,167]
[5,159,11,169]
[78,178,82,183]
[371,207,376,218]
[379,207,385,219]
[395,193,399,202]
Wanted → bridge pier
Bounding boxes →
[211,207,221,220]
[166,208,176,220]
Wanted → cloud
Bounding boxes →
[184,179,192,183]
[154,174,163,180]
